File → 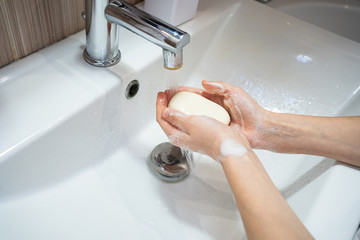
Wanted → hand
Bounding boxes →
[156,85,252,162]
[175,80,267,148]
[157,81,315,240]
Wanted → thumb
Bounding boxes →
[162,108,190,134]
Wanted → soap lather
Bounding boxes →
[168,91,231,125]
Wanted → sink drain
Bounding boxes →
[149,142,193,182]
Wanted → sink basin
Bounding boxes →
[0,0,360,239]
[288,89,360,239]
[268,0,360,43]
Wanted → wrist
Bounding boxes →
[220,150,261,174]
[253,110,305,153]
[248,109,277,150]
[212,136,252,163]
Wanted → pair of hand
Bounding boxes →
[156,80,266,162]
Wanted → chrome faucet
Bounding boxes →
[83,0,190,69]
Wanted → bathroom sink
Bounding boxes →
[268,0,360,43]
[288,89,360,239]
[0,0,359,239]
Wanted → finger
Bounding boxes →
[177,86,206,95]
[159,107,192,147]
[202,81,245,122]
[164,88,178,100]
[162,108,192,134]
[156,92,168,123]
[203,80,257,103]
[202,80,244,97]
[167,132,192,150]
[202,80,253,108]
[156,92,179,137]
[202,80,227,94]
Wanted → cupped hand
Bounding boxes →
[176,80,266,148]
[156,85,253,162]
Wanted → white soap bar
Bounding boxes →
[168,91,231,125]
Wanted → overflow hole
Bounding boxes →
[126,80,139,99]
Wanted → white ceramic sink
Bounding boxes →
[268,0,360,43]
[0,0,360,239]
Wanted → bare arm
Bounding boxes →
[222,153,313,240]
[258,113,360,167]
[194,80,360,167]
[156,80,360,239]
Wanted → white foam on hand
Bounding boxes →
[219,138,248,162]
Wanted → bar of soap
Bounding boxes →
[168,91,231,125]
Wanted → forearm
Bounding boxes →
[257,112,360,166]
[221,152,313,239]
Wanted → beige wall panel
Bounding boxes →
[0,2,14,67]
[0,0,84,68]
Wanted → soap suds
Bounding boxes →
[220,138,247,161]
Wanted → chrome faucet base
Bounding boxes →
[83,49,121,67]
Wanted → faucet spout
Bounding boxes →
[163,49,183,70]
[83,0,190,69]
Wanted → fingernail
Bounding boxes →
[159,97,166,104]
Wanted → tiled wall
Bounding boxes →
[0,0,85,68]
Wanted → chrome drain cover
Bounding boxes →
[149,142,193,182]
